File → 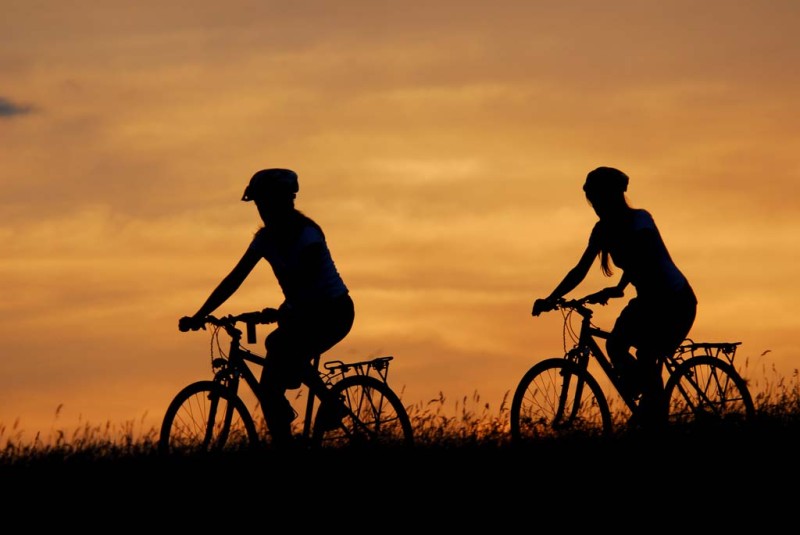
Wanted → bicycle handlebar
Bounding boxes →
[201,308,280,344]
[179,308,280,335]
[535,295,611,318]
[204,309,279,327]
[559,296,598,307]
[555,297,594,317]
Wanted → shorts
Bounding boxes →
[261,293,355,390]
[611,284,697,362]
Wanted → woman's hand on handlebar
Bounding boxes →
[584,286,624,305]
[532,297,558,316]
[178,315,206,332]
[532,285,624,316]
[179,306,282,332]
[232,307,280,325]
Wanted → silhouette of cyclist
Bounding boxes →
[179,168,355,447]
[532,166,697,428]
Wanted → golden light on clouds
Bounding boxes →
[2,1,799,442]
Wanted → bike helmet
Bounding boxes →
[241,168,299,201]
[583,166,629,195]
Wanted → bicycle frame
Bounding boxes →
[561,299,747,418]
[566,301,641,411]
[161,312,415,452]
[207,322,266,424]
[210,320,334,442]
[211,318,400,442]
[511,296,754,442]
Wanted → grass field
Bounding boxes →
[2,362,798,465]
[1,368,798,527]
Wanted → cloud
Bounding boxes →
[0,97,34,118]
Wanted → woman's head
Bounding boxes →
[583,166,630,218]
[242,168,299,202]
[242,168,299,224]
[584,167,631,276]
[583,167,628,197]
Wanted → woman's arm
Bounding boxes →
[196,248,261,316]
[533,241,598,315]
[548,245,597,299]
[179,247,262,331]
[585,273,629,305]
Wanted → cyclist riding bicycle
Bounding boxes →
[178,168,355,447]
[532,166,697,428]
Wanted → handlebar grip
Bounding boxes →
[246,321,256,344]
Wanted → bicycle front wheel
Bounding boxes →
[158,380,259,454]
[311,376,414,448]
[510,358,612,443]
[664,356,755,427]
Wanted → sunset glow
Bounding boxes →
[2,1,798,442]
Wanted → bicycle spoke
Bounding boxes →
[665,356,753,426]
[511,359,611,441]
[312,376,413,448]
[159,381,258,454]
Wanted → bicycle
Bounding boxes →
[510,295,755,442]
[159,310,414,453]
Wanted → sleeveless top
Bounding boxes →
[248,215,348,308]
[589,208,693,301]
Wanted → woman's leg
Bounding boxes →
[607,298,643,396]
[634,291,698,429]
[260,328,299,447]
[259,294,355,445]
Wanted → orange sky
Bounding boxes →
[2,1,799,444]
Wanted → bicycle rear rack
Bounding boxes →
[324,356,394,382]
[674,340,741,366]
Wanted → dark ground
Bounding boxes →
[2,421,797,529]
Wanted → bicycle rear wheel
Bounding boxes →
[510,358,612,443]
[158,380,259,454]
[664,356,754,427]
[311,375,414,448]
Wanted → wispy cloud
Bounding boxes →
[0,97,34,118]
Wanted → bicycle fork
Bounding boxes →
[205,373,241,449]
[555,347,591,428]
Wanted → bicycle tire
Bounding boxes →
[158,380,259,454]
[664,355,755,427]
[510,358,613,443]
[311,375,414,448]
